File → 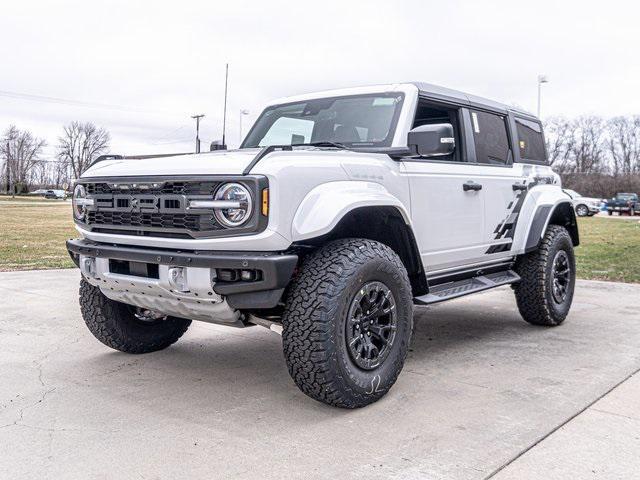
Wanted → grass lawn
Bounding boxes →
[0,202,77,271]
[0,202,639,283]
[0,195,66,202]
[575,216,640,283]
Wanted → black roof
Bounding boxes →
[410,82,537,120]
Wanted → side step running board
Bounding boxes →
[414,270,521,305]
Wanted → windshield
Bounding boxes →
[241,93,405,149]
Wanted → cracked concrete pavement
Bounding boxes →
[1,269,639,479]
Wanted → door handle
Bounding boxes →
[463,181,483,192]
[512,183,528,191]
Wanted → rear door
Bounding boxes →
[468,109,527,258]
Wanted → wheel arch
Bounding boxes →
[524,200,579,253]
[291,181,412,240]
[293,205,428,297]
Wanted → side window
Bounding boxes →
[515,117,547,163]
[412,100,463,161]
[470,110,511,165]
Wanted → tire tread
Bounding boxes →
[79,280,190,354]
[282,238,412,408]
[514,225,573,326]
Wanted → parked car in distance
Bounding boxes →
[29,189,67,199]
[607,192,639,216]
[563,189,602,217]
[43,189,68,199]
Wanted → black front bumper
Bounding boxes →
[66,238,298,309]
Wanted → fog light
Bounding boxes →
[168,267,189,292]
[240,270,256,281]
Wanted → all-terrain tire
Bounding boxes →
[281,239,413,408]
[79,279,191,353]
[513,225,576,326]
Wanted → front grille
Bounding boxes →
[78,176,267,239]
[82,180,224,237]
[87,211,220,231]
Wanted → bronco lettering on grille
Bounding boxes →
[90,194,188,213]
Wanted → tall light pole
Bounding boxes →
[537,74,549,118]
[239,109,249,146]
[222,63,229,149]
[191,114,205,153]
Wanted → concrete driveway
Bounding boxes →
[1,269,639,479]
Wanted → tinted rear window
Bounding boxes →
[470,110,511,165]
[515,117,547,162]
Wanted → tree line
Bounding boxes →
[0,122,110,194]
[2,115,640,198]
[545,115,640,198]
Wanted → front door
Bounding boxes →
[403,160,487,273]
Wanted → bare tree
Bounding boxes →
[1,125,46,194]
[544,117,576,173]
[57,121,110,179]
[607,116,640,176]
[569,116,606,174]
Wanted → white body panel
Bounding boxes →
[76,82,571,278]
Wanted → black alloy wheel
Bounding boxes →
[345,281,398,370]
[551,250,571,304]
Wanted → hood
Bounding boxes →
[82,149,261,178]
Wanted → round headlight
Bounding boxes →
[214,183,253,227]
[72,184,87,220]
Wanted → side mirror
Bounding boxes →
[408,123,455,157]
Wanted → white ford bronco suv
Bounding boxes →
[67,83,578,408]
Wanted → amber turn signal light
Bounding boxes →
[261,188,269,216]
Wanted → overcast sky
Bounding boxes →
[1,0,638,158]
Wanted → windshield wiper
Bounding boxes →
[292,141,348,149]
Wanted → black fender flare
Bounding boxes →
[524,201,579,253]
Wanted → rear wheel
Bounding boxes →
[79,279,191,353]
[513,225,576,326]
[281,239,413,408]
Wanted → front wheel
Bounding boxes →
[79,279,191,353]
[513,225,576,326]
[281,239,413,408]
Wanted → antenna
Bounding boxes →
[222,63,229,148]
